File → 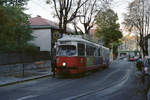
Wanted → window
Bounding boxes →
[57,45,76,56]
[78,43,85,56]
[98,48,101,56]
[86,45,96,56]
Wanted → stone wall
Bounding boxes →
[0,52,50,65]
[0,60,51,77]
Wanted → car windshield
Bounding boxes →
[57,45,76,56]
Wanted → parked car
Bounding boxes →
[143,57,150,93]
[134,56,140,61]
[144,57,150,75]
[129,57,135,61]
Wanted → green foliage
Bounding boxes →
[23,44,40,54]
[112,41,122,56]
[0,43,40,53]
[0,0,29,6]
[0,5,33,52]
[96,9,123,48]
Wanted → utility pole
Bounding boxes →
[110,43,113,61]
[22,41,25,77]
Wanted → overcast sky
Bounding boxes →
[25,0,133,34]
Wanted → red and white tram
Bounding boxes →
[56,35,110,75]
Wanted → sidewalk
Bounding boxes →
[0,60,53,87]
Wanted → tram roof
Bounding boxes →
[58,35,109,50]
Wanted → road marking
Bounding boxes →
[16,95,38,100]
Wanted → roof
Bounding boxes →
[29,16,59,29]
[58,35,86,43]
[58,35,109,50]
[29,16,74,33]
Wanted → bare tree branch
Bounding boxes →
[123,0,150,56]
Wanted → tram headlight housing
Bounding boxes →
[62,62,66,66]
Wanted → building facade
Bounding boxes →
[29,16,59,52]
[118,35,140,58]
[29,16,73,52]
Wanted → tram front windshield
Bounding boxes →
[57,45,76,56]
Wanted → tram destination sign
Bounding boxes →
[60,41,73,45]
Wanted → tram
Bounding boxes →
[55,35,110,75]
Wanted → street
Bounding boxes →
[0,61,146,100]
[1,0,149,100]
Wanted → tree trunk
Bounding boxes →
[63,22,67,34]
[59,18,63,33]
[63,16,67,34]
[140,41,147,56]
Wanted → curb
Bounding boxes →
[0,74,52,87]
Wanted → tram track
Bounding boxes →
[62,67,132,100]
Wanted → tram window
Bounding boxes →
[98,48,101,56]
[78,43,85,56]
[101,48,104,57]
[103,49,106,57]
[86,45,96,56]
[57,45,76,56]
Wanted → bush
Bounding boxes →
[0,43,40,54]
[24,44,40,55]
[0,5,33,53]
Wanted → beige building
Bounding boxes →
[89,25,98,40]
[118,35,139,51]
[118,35,140,58]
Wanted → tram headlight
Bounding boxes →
[62,62,66,66]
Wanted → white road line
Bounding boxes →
[16,95,38,100]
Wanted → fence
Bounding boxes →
[0,52,50,65]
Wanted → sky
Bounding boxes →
[25,0,134,34]
[25,0,57,21]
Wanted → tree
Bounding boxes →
[0,5,33,52]
[96,9,122,48]
[72,0,112,35]
[47,0,89,34]
[72,0,97,34]
[123,0,150,56]
[0,0,29,6]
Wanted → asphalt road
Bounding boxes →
[0,60,146,100]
